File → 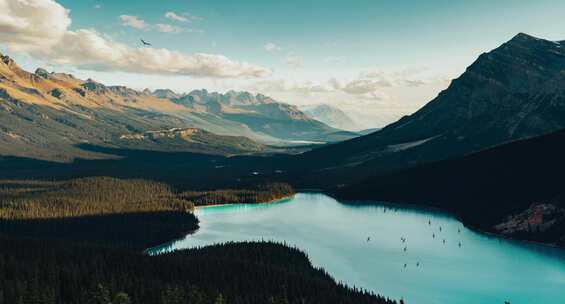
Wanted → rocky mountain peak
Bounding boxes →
[34,68,50,78]
[109,86,141,97]
[302,33,565,177]
[81,79,108,94]
[1,54,17,69]
[152,88,180,99]
[455,33,565,99]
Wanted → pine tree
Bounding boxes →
[112,293,131,304]
[214,293,225,304]
[89,284,111,304]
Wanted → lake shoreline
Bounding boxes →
[194,193,296,209]
[145,194,296,255]
[331,194,565,251]
[145,192,565,303]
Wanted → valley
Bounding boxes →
[0,52,351,161]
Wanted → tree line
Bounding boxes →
[0,177,400,303]
[0,238,398,304]
[180,183,295,206]
[0,178,294,248]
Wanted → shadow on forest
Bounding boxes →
[0,210,199,250]
[0,144,295,190]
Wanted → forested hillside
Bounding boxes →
[0,239,397,304]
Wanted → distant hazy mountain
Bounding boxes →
[300,104,358,131]
[170,90,348,142]
[293,33,565,186]
[151,89,181,99]
[356,128,380,136]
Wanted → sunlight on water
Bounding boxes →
[148,193,565,304]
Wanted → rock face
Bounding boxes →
[151,89,181,99]
[34,68,50,78]
[297,33,565,185]
[301,104,358,131]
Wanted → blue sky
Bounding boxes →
[3,0,565,128]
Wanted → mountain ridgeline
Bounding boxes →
[292,33,565,187]
[0,53,347,161]
[166,89,341,142]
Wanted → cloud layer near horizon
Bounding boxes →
[0,0,270,78]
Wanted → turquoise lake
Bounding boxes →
[149,193,565,304]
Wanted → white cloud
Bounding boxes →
[165,11,188,22]
[264,42,281,52]
[341,79,393,94]
[0,0,270,79]
[285,53,303,68]
[155,23,183,33]
[119,15,147,29]
[359,67,437,87]
[0,0,70,52]
[94,4,102,9]
[165,11,202,23]
[246,79,333,96]
[120,13,202,34]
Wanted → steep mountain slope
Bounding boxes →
[334,128,565,246]
[293,33,565,186]
[151,88,181,99]
[301,104,358,131]
[0,53,266,160]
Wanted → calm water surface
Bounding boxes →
[149,193,565,304]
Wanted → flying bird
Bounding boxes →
[140,39,152,46]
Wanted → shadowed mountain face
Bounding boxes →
[334,128,565,246]
[293,33,565,187]
[0,53,344,161]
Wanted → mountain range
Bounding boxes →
[291,33,565,187]
[2,33,565,247]
[0,53,350,160]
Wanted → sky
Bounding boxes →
[1,0,565,128]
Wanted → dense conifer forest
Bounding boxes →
[0,177,294,248]
[0,177,197,248]
[0,177,397,303]
[181,182,295,206]
[0,239,397,304]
